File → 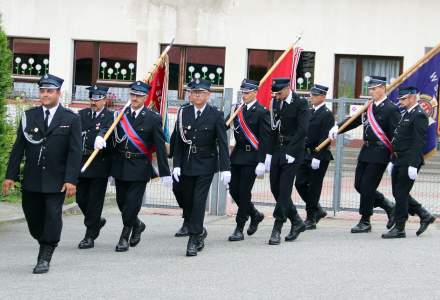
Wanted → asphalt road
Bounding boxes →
[0,211,439,299]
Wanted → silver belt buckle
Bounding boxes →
[191,146,198,153]
[125,152,131,159]
[245,145,251,152]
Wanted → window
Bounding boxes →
[73,41,137,102]
[161,44,226,100]
[9,38,50,79]
[334,55,403,98]
[247,49,316,91]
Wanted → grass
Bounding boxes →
[0,191,76,205]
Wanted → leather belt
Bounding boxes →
[117,149,145,159]
[364,141,386,147]
[236,144,255,152]
[190,145,215,154]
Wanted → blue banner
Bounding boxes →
[388,51,440,156]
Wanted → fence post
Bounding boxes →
[332,98,346,216]
[209,88,233,216]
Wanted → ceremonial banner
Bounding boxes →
[388,46,440,157]
[256,46,303,108]
[145,55,171,143]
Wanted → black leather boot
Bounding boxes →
[186,235,199,256]
[416,208,436,236]
[33,245,55,274]
[315,204,327,224]
[115,226,132,252]
[351,216,371,233]
[304,211,317,230]
[175,219,189,237]
[382,221,406,239]
[247,210,264,236]
[268,221,283,245]
[92,217,107,240]
[228,223,245,241]
[129,219,146,247]
[379,198,395,229]
[285,214,306,241]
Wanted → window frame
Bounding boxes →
[333,54,404,99]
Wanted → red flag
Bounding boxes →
[144,55,170,142]
[256,46,303,108]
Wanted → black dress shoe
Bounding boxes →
[315,206,327,224]
[228,225,244,241]
[268,221,283,245]
[186,236,199,256]
[417,215,435,236]
[304,218,317,230]
[175,223,189,237]
[247,211,264,236]
[78,237,94,249]
[33,245,55,274]
[351,221,371,233]
[129,220,146,247]
[382,225,406,239]
[285,214,306,241]
[115,226,132,252]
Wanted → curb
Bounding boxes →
[0,203,80,225]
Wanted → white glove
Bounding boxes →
[328,125,339,140]
[311,158,320,170]
[161,176,173,188]
[387,162,393,176]
[264,154,272,172]
[220,171,231,185]
[172,167,181,182]
[94,136,106,150]
[255,163,265,177]
[286,154,295,164]
[408,166,418,180]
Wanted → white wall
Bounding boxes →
[1,0,440,98]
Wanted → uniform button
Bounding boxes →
[42,166,46,170]
[42,157,46,160]
[193,137,196,139]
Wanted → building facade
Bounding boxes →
[1,0,439,102]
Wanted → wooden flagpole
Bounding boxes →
[81,38,175,173]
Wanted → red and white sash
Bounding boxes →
[366,103,393,154]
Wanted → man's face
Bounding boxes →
[368,85,386,101]
[90,98,107,112]
[310,94,325,106]
[189,90,210,106]
[241,90,257,104]
[398,94,417,109]
[40,88,60,108]
[272,87,291,101]
[130,93,146,110]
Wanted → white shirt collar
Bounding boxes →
[43,103,59,117]
[194,103,207,117]
[245,99,257,110]
[131,105,144,118]
[93,107,104,117]
[374,96,387,106]
[407,103,419,113]
[313,102,326,111]
[284,91,293,105]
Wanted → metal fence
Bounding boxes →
[5,88,440,216]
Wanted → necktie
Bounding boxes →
[44,109,50,130]
[131,111,136,120]
[196,110,201,119]
[243,105,248,112]
[92,112,97,119]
